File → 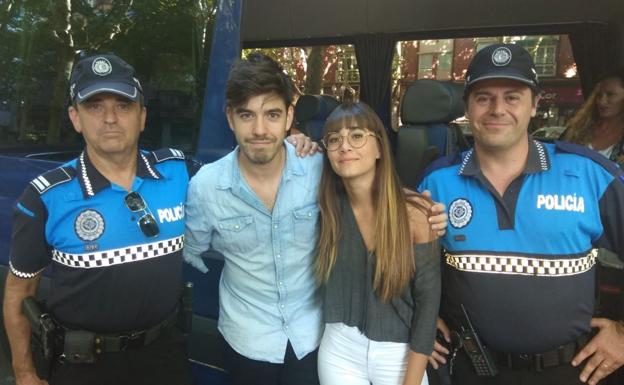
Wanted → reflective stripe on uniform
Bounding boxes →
[445,249,597,277]
[52,235,184,269]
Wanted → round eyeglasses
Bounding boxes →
[321,129,378,151]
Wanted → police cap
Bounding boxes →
[69,53,143,104]
[465,43,539,95]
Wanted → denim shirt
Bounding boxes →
[184,141,323,363]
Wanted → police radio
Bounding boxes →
[459,304,498,377]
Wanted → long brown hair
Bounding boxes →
[316,102,429,302]
[564,69,624,144]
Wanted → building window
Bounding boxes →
[416,40,453,80]
[531,44,557,77]
[475,37,501,52]
[336,46,360,84]
[418,53,434,78]
[417,52,452,80]
[505,36,559,78]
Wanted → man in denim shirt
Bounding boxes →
[184,53,323,385]
[184,53,448,385]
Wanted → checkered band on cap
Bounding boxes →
[445,249,597,277]
[52,235,184,269]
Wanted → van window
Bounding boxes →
[243,45,360,101]
[392,35,582,132]
[1,0,216,151]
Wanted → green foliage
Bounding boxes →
[0,0,215,145]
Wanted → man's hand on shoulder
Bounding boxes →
[408,189,447,237]
[572,317,624,385]
[286,133,321,157]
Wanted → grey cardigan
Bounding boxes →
[322,196,441,354]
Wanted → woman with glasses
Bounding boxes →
[316,101,440,385]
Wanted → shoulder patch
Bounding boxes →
[152,148,185,163]
[555,140,622,177]
[30,166,75,194]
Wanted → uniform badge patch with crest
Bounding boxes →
[449,198,473,229]
[75,209,105,241]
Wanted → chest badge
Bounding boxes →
[449,198,473,229]
[74,209,105,241]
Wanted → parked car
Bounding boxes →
[532,126,566,141]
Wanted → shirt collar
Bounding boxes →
[77,150,162,198]
[218,141,305,190]
[458,139,551,177]
[282,141,306,181]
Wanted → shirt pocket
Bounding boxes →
[217,215,257,252]
[292,203,319,243]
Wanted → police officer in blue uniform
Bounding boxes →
[3,54,194,385]
[421,44,624,385]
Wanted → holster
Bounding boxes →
[177,282,194,334]
[22,297,56,380]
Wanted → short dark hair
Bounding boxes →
[225,52,293,109]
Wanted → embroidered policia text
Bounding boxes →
[536,194,585,213]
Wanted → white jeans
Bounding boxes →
[318,323,429,385]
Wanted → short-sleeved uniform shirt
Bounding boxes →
[419,140,624,354]
[10,148,190,333]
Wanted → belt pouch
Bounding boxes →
[63,330,96,364]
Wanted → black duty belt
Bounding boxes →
[93,310,179,353]
[58,308,179,359]
[492,334,590,372]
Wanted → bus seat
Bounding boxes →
[294,94,340,142]
[396,79,467,188]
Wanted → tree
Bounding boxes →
[1,0,215,145]
[45,0,135,144]
[304,46,324,94]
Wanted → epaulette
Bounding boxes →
[151,148,185,163]
[30,166,75,194]
[555,140,622,177]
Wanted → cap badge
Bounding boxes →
[92,57,112,76]
[449,198,473,229]
[75,209,105,241]
[491,47,512,67]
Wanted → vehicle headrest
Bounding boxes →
[295,94,340,123]
[400,80,464,124]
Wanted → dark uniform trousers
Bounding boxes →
[222,336,319,385]
[450,350,590,385]
[49,328,193,385]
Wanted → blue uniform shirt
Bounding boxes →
[184,141,323,363]
[419,140,624,353]
[10,149,190,332]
